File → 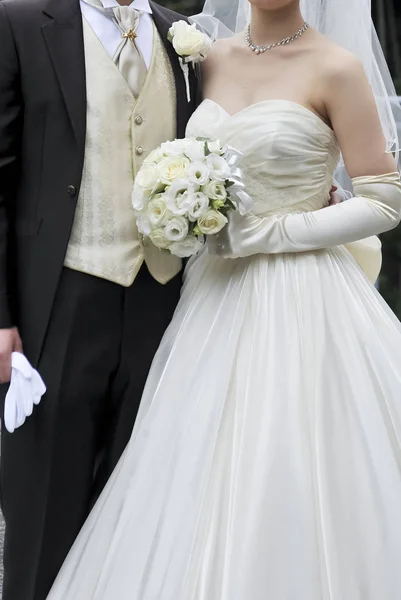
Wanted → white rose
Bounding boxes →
[206,154,231,181]
[197,209,228,235]
[149,228,172,250]
[135,163,162,193]
[158,156,190,185]
[183,139,206,162]
[168,20,190,37]
[144,147,165,164]
[132,182,151,212]
[136,214,152,237]
[202,180,228,202]
[164,216,189,242]
[169,21,211,59]
[160,140,188,156]
[207,140,223,155]
[187,161,211,186]
[147,196,171,227]
[166,180,198,215]
[188,191,210,222]
[170,234,204,258]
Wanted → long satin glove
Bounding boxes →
[210,172,401,260]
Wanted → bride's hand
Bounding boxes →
[208,211,264,259]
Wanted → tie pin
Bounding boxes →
[122,29,138,43]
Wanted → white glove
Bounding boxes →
[4,352,46,433]
[209,172,401,258]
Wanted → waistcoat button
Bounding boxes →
[134,115,143,125]
[67,185,77,197]
[135,146,144,156]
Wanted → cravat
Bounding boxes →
[112,6,147,99]
[82,0,148,99]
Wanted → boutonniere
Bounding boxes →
[168,21,212,103]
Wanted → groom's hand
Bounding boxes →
[0,328,23,383]
[329,185,341,206]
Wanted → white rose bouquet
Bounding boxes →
[168,20,212,102]
[132,138,253,258]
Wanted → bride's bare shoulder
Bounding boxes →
[203,35,243,68]
[313,33,366,83]
[306,32,374,128]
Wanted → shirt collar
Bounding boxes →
[102,0,152,13]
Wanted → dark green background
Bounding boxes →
[162,0,201,13]
[161,0,401,315]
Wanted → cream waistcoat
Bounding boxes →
[64,17,181,286]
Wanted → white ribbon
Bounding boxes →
[180,59,191,103]
[224,146,254,215]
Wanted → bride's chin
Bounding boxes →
[248,0,300,10]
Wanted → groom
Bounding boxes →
[0,0,198,598]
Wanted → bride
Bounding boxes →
[47,0,401,598]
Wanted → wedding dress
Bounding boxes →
[47,100,401,599]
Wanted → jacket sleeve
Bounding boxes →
[0,2,22,328]
[210,172,401,259]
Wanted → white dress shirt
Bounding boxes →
[80,0,154,69]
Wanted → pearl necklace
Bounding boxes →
[245,22,309,55]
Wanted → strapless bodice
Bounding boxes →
[186,99,340,217]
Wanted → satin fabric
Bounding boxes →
[47,100,401,600]
[202,99,384,282]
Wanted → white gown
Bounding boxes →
[47,100,401,600]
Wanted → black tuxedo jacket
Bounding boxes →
[0,0,200,365]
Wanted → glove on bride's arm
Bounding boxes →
[210,53,401,259]
[210,172,401,258]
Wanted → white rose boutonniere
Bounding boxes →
[168,20,212,102]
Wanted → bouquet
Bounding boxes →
[132,138,252,258]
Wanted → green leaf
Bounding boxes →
[212,199,226,210]
[161,0,204,15]
[225,198,236,211]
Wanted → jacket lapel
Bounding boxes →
[42,0,87,150]
[150,2,195,139]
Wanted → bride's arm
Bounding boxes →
[210,53,401,258]
[328,52,397,178]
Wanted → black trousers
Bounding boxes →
[0,266,181,600]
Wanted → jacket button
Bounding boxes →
[67,185,77,197]
[134,115,143,125]
[135,146,144,156]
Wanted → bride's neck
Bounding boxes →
[249,5,305,46]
